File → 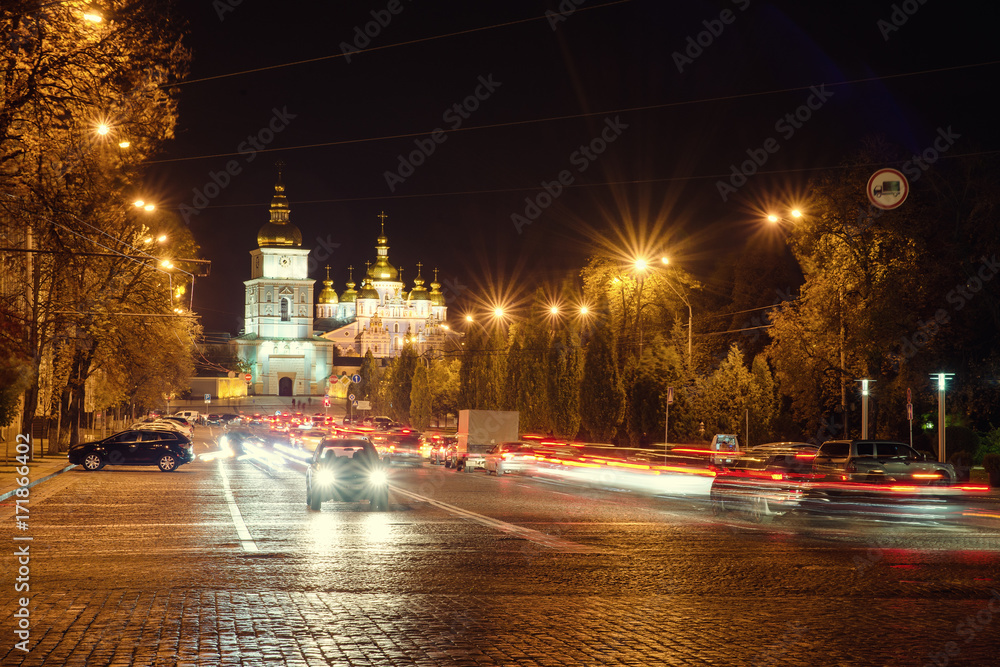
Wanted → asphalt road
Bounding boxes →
[3,428,1000,666]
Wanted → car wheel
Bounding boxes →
[82,452,104,471]
[371,489,389,512]
[495,463,504,476]
[444,458,452,469]
[710,490,726,516]
[308,486,321,511]
[747,496,772,524]
[157,454,178,472]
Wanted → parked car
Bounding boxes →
[484,441,538,476]
[710,445,821,522]
[159,416,195,436]
[306,437,389,511]
[362,415,396,430]
[172,410,202,424]
[812,440,956,485]
[69,429,194,472]
[205,414,222,425]
[219,413,242,425]
[130,419,193,438]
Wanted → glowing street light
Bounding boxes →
[550,305,560,315]
[118,140,131,148]
[634,258,648,272]
[579,305,589,316]
[161,259,174,269]
[96,123,110,136]
[144,204,156,212]
[493,307,504,319]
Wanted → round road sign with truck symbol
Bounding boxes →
[867,168,909,210]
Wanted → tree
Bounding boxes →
[409,365,432,430]
[548,326,584,439]
[389,342,418,422]
[428,357,459,426]
[579,309,625,443]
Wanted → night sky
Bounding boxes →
[145,0,1000,335]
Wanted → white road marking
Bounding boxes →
[218,460,258,552]
[390,486,603,553]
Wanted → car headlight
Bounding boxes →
[369,469,388,485]
[316,469,335,485]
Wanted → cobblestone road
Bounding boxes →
[3,430,999,666]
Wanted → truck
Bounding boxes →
[447,410,519,472]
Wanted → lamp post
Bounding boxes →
[931,373,954,462]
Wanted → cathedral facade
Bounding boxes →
[232,172,453,396]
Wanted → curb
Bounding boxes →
[0,464,77,503]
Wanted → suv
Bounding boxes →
[69,429,195,472]
[380,431,424,467]
[306,437,389,511]
[812,440,956,485]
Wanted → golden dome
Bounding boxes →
[429,268,445,306]
[366,212,398,281]
[317,266,338,304]
[358,278,379,300]
[257,167,302,247]
[408,267,430,301]
[340,281,358,303]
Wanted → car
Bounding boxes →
[428,436,456,464]
[69,429,194,472]
[205,414,223,425]
[812,440,956,485]
[129,419,193,438]
[484,441,538,476]
[380,431,424,467]
[363,415,396,430]
[219,413,242,425]
[710,445,822,522]
[159,416,195,436]
[305,437,389,511]
[444,441,486,472]
[172,410,202,424]
[290,427,328,452]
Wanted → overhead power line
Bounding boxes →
[147,59,1000,167]
[165,1,634,88]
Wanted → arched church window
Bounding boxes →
[266,292,271,302]
[280,298,290,322]
[394,323,399,333]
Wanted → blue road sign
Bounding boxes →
[352,374,361,384]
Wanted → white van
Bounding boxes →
[173,410,202,424]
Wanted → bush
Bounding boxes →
[974,426,1000,465]
[949,450,973,482]
[984,454,1000,488]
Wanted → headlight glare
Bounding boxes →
[316,469,335,485]
[369,469,388,485]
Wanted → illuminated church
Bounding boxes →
[232,169,452,396]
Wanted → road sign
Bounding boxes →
[348,393,355,402]
[907,403,913,421]
[666,387,674,405]
[357,400,371,411]
[906,387,912,403]
[352,400,359,407]
[351,374,361,384]
[244,373,251,382]
[204,393,211,404]
[866,168,909,210]
[323,397,330,407]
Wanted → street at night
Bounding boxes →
[3,429,1000,666]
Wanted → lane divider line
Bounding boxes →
[390,486,602,553]
[218,460,259,552]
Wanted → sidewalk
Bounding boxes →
[0,452,75,502]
